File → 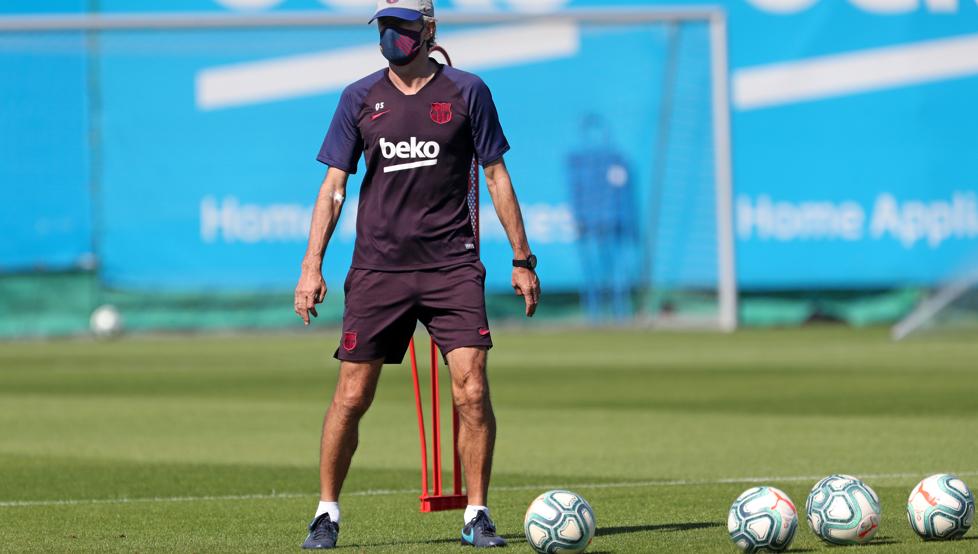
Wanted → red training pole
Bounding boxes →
[409,339,429,499]
[430,337,442,496]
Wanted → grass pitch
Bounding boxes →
[1,326,977,552]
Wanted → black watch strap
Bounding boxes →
[513,254,537,270]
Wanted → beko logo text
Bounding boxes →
[380,137,440,159]
[379,137,440,173]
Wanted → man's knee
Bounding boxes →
[332,386,374,418]
[452,371,494,427]
[455,374,489,408]
[331,360,382,418]
[447,348,493,419]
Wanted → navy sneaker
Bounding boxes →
[302,513,339,549]
[461,511,507,548]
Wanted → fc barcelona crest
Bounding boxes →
[430,102,452,125]
[342,331,357,352]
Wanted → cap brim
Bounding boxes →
[368,8,424,23]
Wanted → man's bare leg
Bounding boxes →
[447,346,505,547]
[302,359,383,549]
[320,358,384,501]
[445,347,494,506]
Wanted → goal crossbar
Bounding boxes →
[0,8,725,32]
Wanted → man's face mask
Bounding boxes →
[380,24,424,66]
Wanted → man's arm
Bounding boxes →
[483,157,541,317]
[294,167,350,325]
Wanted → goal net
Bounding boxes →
[0,7,737,335]
[892,264,978,340]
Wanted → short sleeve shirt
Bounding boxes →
[317,61,510,271]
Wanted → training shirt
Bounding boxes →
[317,61,510,271]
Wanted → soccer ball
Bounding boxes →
[907,474,975,540]
[90,304,123,338]
[727,486,798,553]
[806,474,881,545]
[523,490,595,554]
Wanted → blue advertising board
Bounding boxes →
[725,0,978,287]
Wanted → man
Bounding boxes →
[293,0,541,549]
[566,113,637,322]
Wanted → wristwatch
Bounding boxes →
[513,254,537,270]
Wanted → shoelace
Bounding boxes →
[474,513,497,537]
[311,516,337,541]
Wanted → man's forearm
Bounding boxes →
[302,175,346,270]
[485,171,531,259]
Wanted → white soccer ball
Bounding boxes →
[907,474,975,540]
[90,304,123,338]
[727,486,798,552]
[806,474,881,545]
[524,490,595,554]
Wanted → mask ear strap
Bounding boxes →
[430,44,451,66]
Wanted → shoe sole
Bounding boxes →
[460,540,506,548]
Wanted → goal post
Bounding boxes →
[710,13,738,333]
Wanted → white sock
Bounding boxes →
[464,505,489,524]
[315,501,340,523]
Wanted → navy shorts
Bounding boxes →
[335,261,493,364]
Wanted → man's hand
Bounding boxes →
[295,267,327,325]
[294,168,348,325]
[485,159,539,317]
[512,267,541,317]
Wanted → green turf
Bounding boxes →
[1,327,977,552]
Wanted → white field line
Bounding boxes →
[733,32,978,110]
[3,470,977,509]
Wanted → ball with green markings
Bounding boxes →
[728,486,798,552]
[907,474,974,540]
[524,490,595,554]
[806,474,880,545]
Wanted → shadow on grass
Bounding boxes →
[794,536,900,550]
[595,521,722,537]
[341,533,526,549]
[855,534,978,547]
[861,536,901,547]
[799,536,899,549]
[341,521,724,549]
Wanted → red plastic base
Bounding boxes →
[420,494,468,512]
